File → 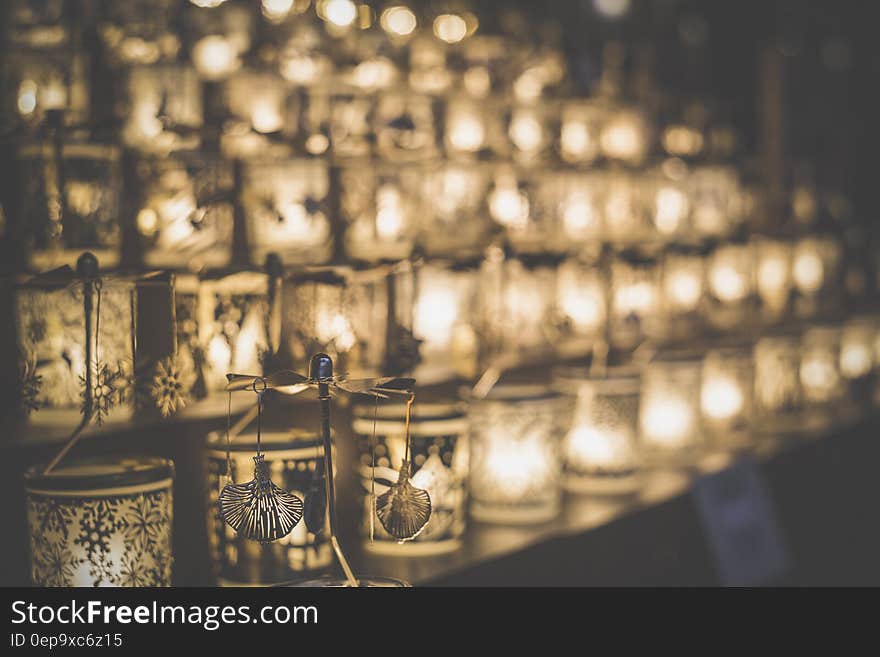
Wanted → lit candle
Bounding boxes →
[700,347,753,444]
[755,237,792,318]
[840,316,877,380]
[557,259,606,336]
[800,326,843,404]
[639,357,702,465]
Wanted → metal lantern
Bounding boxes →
[554,367,642,495]
[467,385,574,524]
[134,153,235,270]
[340,164,419,263]
[205,429,332,585]
[19,141,122,271]
[242,159,332,266]
[353,401,468,554]
[25,456,174,586]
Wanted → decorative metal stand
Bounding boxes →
[226,353,416,587]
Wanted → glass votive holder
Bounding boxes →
[25,456,174,586]
[558,100,603,166]
[638,354,703,467]
[599,106,650,166]
[352,401,468,555]
[507,105,553,165]
[660,246,705,339]
[397,260,479,383]
[651,168,692,239]
[840,316,878,381]
[688,165,744,239]
[281,268,387,377]
[602,170,653,247]
[467,385,574,524]
[340,164,419,263]
[242,159,332,266]
[121,65,203,154]
[19,141,122,271]
[373,90,438,162]
[205,428,332,585]
[706,242,755,330]
[754,236,793,321]
[792,235,842,318]
[6,49,89,130]
[327,87,373,159]
[609,250,661,348]
[418,162,492,260]
[555,257,607,343]
[553,367,642,495]
[700,345,754,448]
[799,325,846,429]
[188,1,254,80]
[444,95,504,158]
[221,71,294,158]
[488,167,537,251]
[552,171,604,249]
[753,332,802,433]
[134,153,235,270]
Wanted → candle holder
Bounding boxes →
[555,257,607,344]
[602,169,653,247]
[340,164,419,263]
[134,153,235,270]
[221,70,294,158]
[19,141,122,271]
[638,354,703,468]
[122,65,203,154]
[353,401,468,555]
[609,249,661,348]
[799,324,850,431]
[508,104,553,165]
[327,86,374,159]
[599,106,650,166]
[242,159,332,266]
[650,166,692,240]
[6,49,89,130]
[396,260,479,384]
[25,456,174,586]
[553,367,642,495]
[700,344,754,449]
[753,331,802,435]
[97,0,180,67]
[551,171,604,249]
[418,162,492,259]
[558,100,604,166]
[373,90,438,162]
[792,235,842,319]
[840,315,878,382]
[188,1,254,81]
[467,385,574,524]
[706,241,755,331]
[754,235,793,322]
[688,165,745,239]
[205,428,333,585]
[444,95,504,158]
[660,246,705,339]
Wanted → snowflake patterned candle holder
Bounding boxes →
[122,65,203,154]
[353,401,468,555]
[281,268,387,377]
[134,153,235,270]
[205,429,333,585]
[706,242,755,330]
[700,345,754,448]
[467,385,574,524]
[418,162,492,259]
[340,165,419,263]
[396,260,479,383]
[242,159,332,266]
[15,273,136,426]
[19,142,122,271]
[553,367,642,495]
[638,355,703,467]
[753,332,802,434]
[754,236,793,321]
[24,456,174,587]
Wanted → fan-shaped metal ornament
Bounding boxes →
[376,460,431,542]
[218,454,304,544]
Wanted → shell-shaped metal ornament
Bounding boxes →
[218,454,304,543]
[375,460,431,542]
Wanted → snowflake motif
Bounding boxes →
[89,551,118,587]
[118,553,150,587]
[151,355,194,418]
[35,498,75,540]
[122,495,166,555]
[74,501,115,559]
[38,541,81,587]
[79,361,129,425]
[18,354,43,415]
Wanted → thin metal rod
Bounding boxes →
[43,412,92,475]
[319,382,358,587]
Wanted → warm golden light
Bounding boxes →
[662,125,704,157]
[434,13,468,43]
[709,245,752,303]
[192,35,240,80]
[381,6,417,36]
[18,79,38,115]
[793,240,826,294]
[250,98,284,134]
[561,190,598,238]
[840,318,876,379]
[560,120,595,162]
[756,239,792,313]
[319,0,357,27]
[489,177,528,229]
[600,111,647,163]
[374,185,405,239]
[557,260,605,333]
[447,105,485,152]
[509,112,544,154]
[639,359,702,462]
[261,0,295,21]
[664,263,702,312]
[701,376,743,421]
[654,185,689,235]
